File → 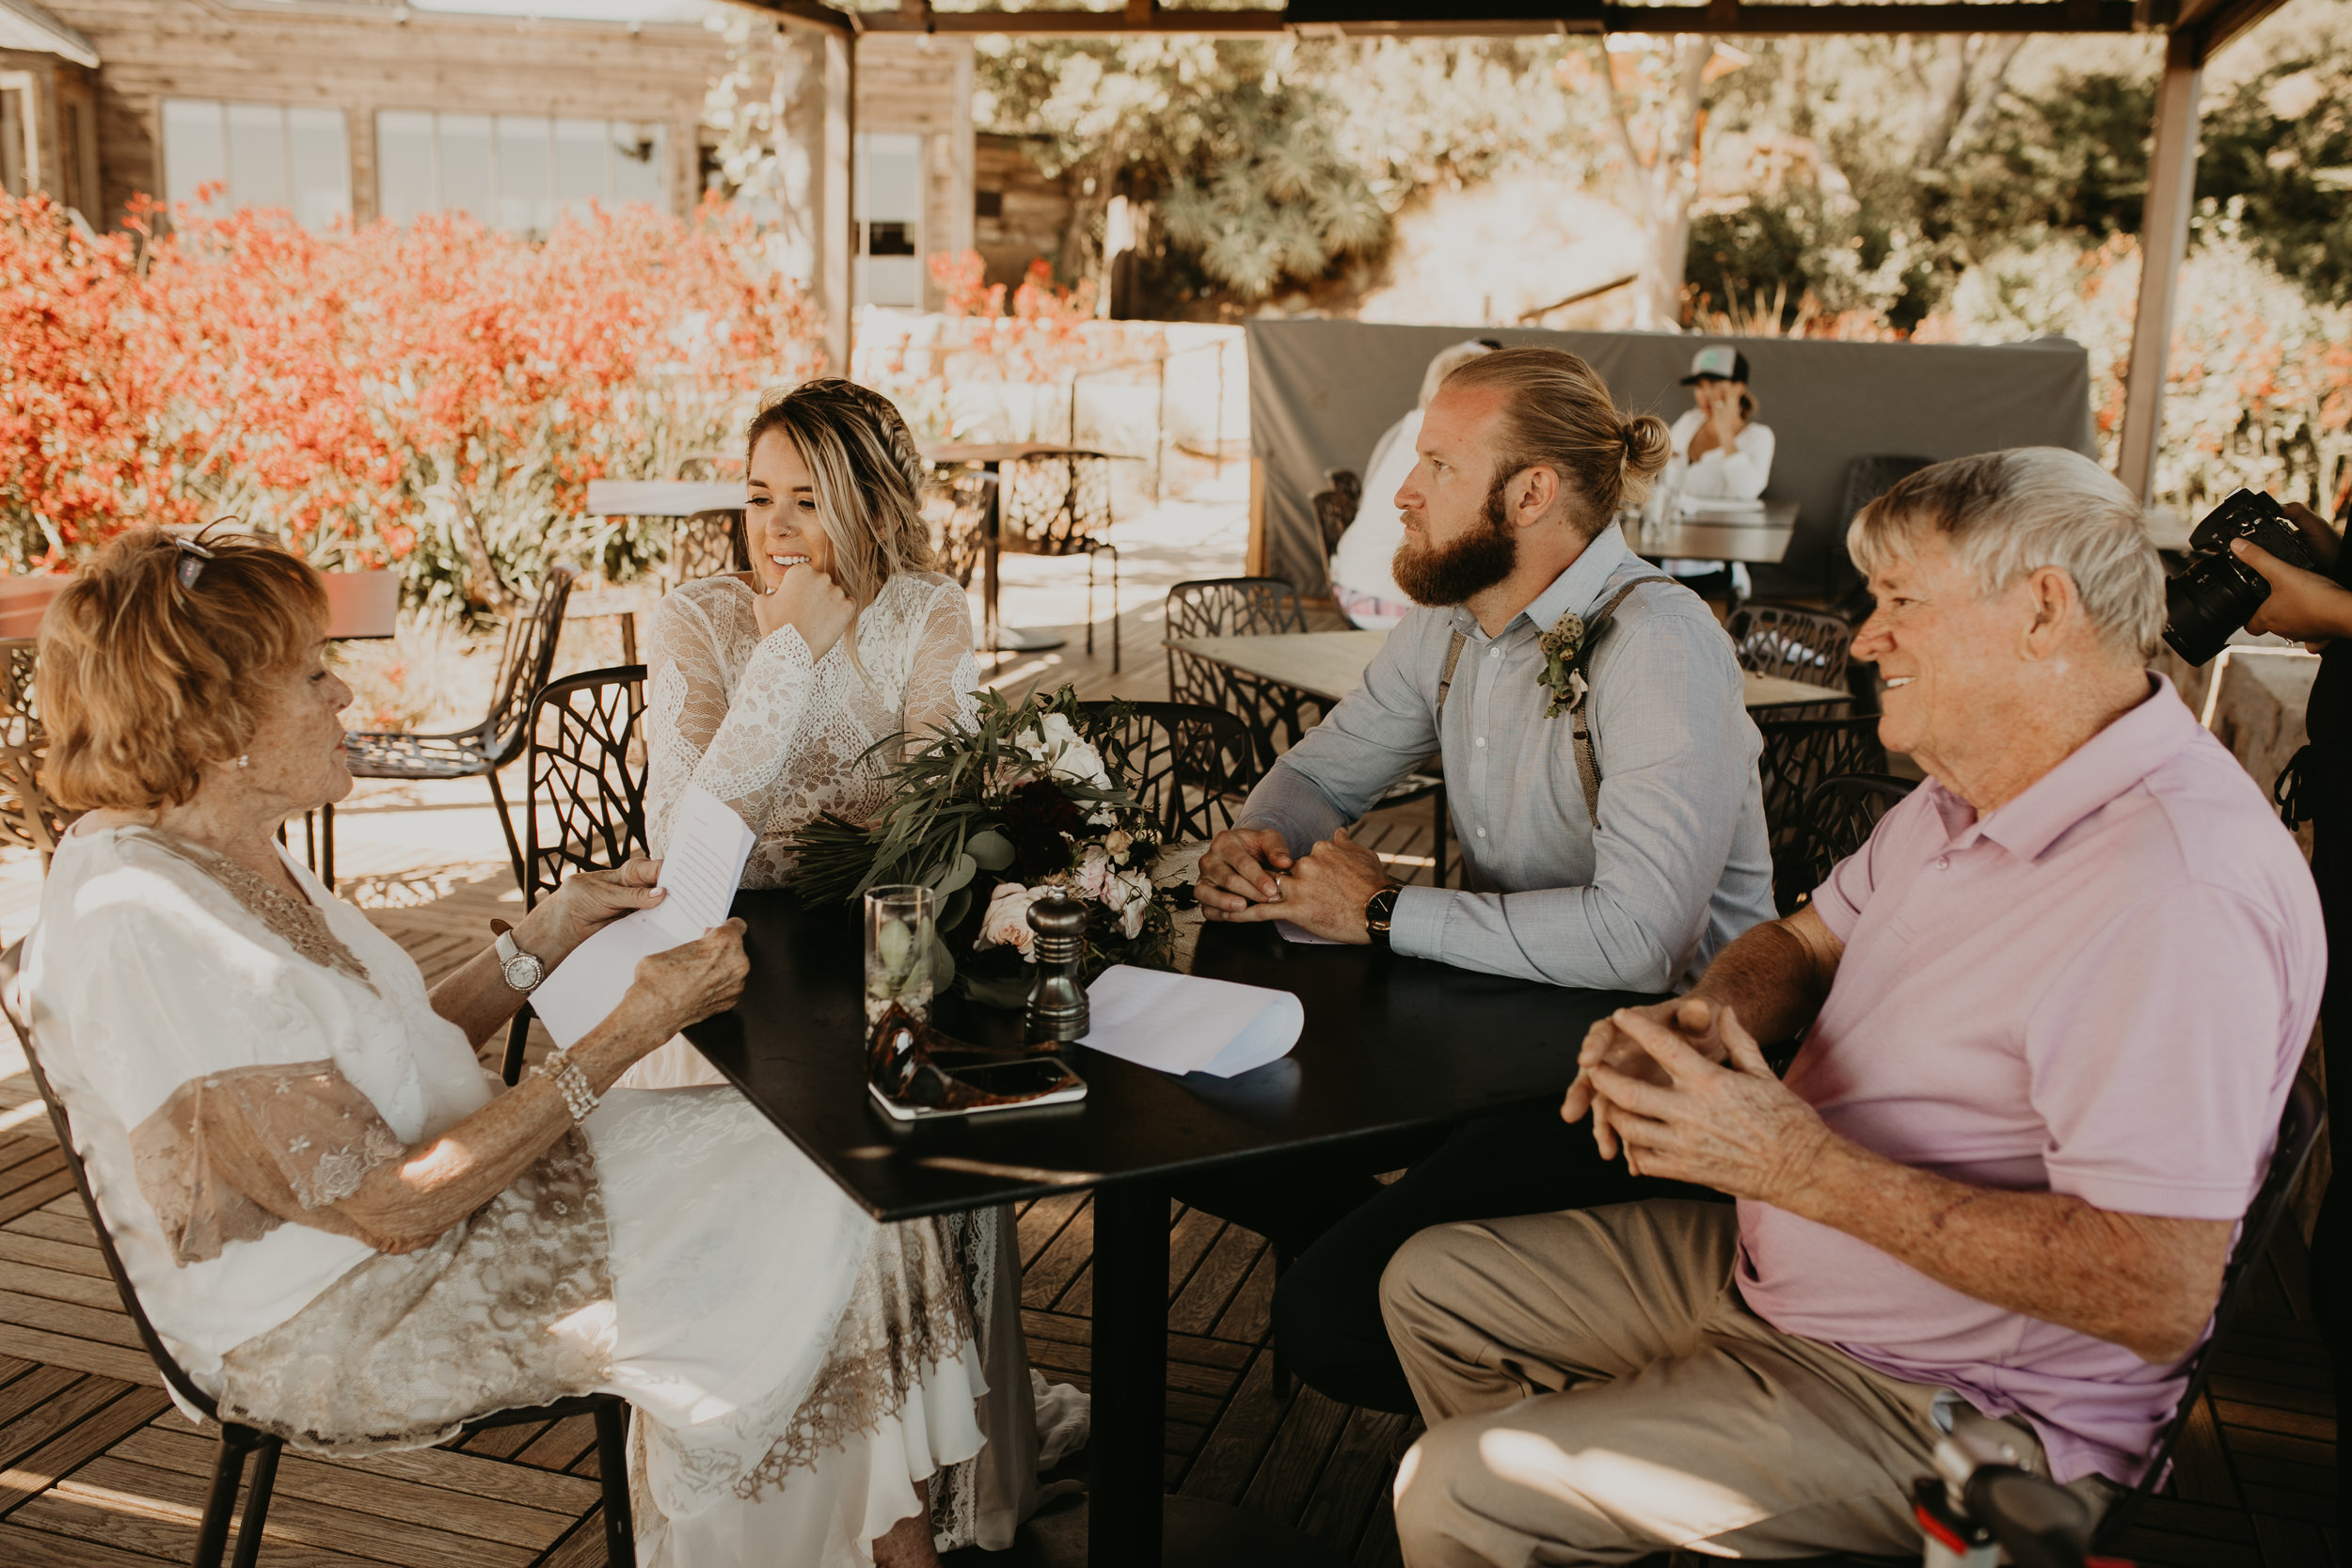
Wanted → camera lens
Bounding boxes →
[2163,552,2274,666]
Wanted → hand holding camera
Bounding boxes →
[2163,491,2349,661]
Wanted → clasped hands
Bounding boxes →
[1563,995,1836,1207]
[1194,826,1390,942]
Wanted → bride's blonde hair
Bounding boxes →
[745,379,937,631]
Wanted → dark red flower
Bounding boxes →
[1002,779,1082,880]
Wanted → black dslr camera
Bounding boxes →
[2163,489,2325,666]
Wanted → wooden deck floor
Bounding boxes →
[0,540,2334,1563]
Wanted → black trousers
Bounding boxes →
[1181,1101,1714,1415]
[2303,791,2349,1453]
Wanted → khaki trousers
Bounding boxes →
[1380,1200,2055,1566]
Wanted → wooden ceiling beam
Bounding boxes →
[811,0,2139,33]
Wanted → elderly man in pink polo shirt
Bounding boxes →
[1379,447,2323,1565]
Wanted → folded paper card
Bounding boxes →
[529,784,756,1050]
[1077,964,1304,1078]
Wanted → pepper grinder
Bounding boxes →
[1025,890,1089,1046]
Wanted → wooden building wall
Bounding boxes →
[33,0,977,317]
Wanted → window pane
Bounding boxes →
[438,113,493,224]
[495,116,552,236]
[554,118,605,222]
[376,110,436,225]
[611,121,665,210]
[856,132,921,223]
[857,256,922,309]
[285,108,350,231]
[162,99,228,213]
[225,103,289,214]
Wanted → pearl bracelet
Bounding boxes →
[539,1048,599,1124]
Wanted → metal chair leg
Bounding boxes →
[596,1398,638,1565]
[485,767,526,893]
[230,1437,280,1568]
[192,1430,255,1568]
[501,1006,533,1085]
[1431,784,1448,887]
[318,800,335,891]
[1104,545,1120,673]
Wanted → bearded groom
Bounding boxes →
[1185,345,1776,1414]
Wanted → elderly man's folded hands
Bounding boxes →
[1573,1002,1838,1208]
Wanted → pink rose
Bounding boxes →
[976,882,1050,961]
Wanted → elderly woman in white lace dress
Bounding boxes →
[19,530,1009,1568]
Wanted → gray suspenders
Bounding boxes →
[1435,575,1673,828]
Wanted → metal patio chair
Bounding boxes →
[0,638,76,869]
[1756,715,1888,907]
[0,942,636,1568]
[327,565,576,894]
[502,664,652,1085]
[1082,701,1261,845]
[1727,601,1856,689]
[1001,451,1120,670]
[1780,770,1917,914]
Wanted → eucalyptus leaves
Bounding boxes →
[791,687,1178,1005]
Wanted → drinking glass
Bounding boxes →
[864,884,935,1025]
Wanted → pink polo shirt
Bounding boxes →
[1736,676,2322,1485]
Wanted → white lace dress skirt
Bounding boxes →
[589,1087,991,1568]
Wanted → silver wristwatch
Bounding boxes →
[494,926,546,993]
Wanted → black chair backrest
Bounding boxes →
[1781,771,1916,914]
[522,665,651,911]
[479,565,577,768]
[1166,578,1308,641]
[1756,716,1887,892]
[1828,454,1933,599]
[1726,602,1856,689]
[0,639,75,862]
[1001,453,1113,558]
[923,470,993,590]
[669,511,749,584]
[1081,702,1261,844]
[0,942,224,1422]
[2099,1072,2328,1542]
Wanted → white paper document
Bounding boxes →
[1078,964,1304,1079]
[528,785,756,1050]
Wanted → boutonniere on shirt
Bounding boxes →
[1536,610,1587,719]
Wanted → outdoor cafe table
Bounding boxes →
[581,480,750,661]
[1166,628,1850,711]
[683,891,1656,1567]
[1627,499,1801,566]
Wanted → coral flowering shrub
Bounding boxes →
[0,191,825,612]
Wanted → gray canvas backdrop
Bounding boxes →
[1246,321,2098,601]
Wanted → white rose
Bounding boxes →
[1073,844,1115,901]
[1116,871,1153,939]
[975,882,1050,960]
[1104,829,1133,863]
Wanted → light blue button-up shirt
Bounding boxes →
[1236,526,1774,990]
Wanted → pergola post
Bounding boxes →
[822,25,855,372]
[2116,28,2204,501]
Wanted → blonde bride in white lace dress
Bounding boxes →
[623,378,980,1090]
[21,529,1031,1568]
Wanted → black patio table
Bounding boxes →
[683,889,1654,1567]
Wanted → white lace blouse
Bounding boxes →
[644,572,982,889]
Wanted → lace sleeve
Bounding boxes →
[644,588,818,854]
[130,1061,408,1264]
[898,581,981,760]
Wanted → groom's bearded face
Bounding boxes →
[1393,473,1518,607]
